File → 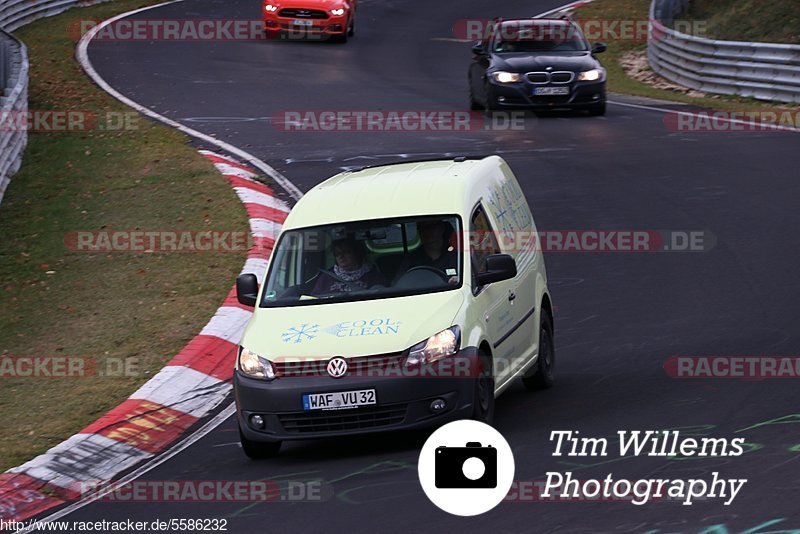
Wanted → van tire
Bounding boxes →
[239,426,281,459]
[523,311,555,390]
[472,351,495,424]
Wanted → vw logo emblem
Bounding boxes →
[546,66,553,71]
[327,357,348,378]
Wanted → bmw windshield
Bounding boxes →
[261,216,463,307]
[492,23,589,53]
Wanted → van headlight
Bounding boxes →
[577,68,604,82]
[492,71,521,83]
[238,347,276,380]
[331,7,345,15]
[405,326,461,366]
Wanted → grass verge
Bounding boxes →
[684,0,799,44]
[575,0,800,116]
[0,1,249,471]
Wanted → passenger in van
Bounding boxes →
[404,220,459,284]
[312,237,386,294]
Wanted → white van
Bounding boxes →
[234,156,553,457]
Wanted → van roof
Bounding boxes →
[282,156,505,229]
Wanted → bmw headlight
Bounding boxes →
[238,347,276,380]
[406,326,461,366]
[492,71,521,83]
[577,68,604,82]
[264,4,279,12]
[331,7,345,15]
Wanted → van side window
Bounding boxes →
[470,205,500,276]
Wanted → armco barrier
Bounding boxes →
[648,0,800,103]
[0,30,27,204]
[0,0,112,206]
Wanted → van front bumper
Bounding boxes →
[235,348,481,442]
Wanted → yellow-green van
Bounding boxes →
[234,156,553,458]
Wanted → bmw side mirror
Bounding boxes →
[236,274,259,307]
[592,42,607,54]
[471,41,485,55]
[475,254,517,286]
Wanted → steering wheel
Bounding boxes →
[402,266,450,283]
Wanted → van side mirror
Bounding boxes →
[236,274,259,307]
[475,254,517,286]
[472,41,485,55]
[592,42,607,54]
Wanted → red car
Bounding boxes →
[263,0,356,42]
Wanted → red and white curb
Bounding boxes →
[0,151,290,523]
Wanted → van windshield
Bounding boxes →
[261,216,463,307]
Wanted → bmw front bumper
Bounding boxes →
[489,79,606,109]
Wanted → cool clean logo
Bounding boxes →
[326,318,401,338]
[282,319,401,343]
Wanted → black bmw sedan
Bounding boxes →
[468,18,608,115]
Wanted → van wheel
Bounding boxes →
[472,351,495,424]
[523,311,555,390]
[239,425,281,459]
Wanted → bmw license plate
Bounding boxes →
[303,389,376,411]
[534,86,570,96]
[292,19,313,26]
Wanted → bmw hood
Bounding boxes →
[240,290,466,360]
[492,52,597,74]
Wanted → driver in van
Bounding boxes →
[405,220,459,284]
[312,237,386,294]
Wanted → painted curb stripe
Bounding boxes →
[8,434,153,491]
[128,365,229,419]
[0,474,65,521]
[81,399,199,454]
[169,334,240,380]
[224,173,271,193]
[234,187,291,213]
[242,202,289,224]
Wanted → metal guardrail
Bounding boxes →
[0,0,111,205]
[648,0,800,104]
[0,29,26,204]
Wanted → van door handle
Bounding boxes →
[508,292,516,302]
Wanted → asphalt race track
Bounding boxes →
[53,0,800,531]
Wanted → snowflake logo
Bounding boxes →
[281,323,320,344]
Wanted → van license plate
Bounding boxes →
[303,389,376,411]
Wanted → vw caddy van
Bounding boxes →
[234,156,554,458]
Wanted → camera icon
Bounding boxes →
[434,442,497,489]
